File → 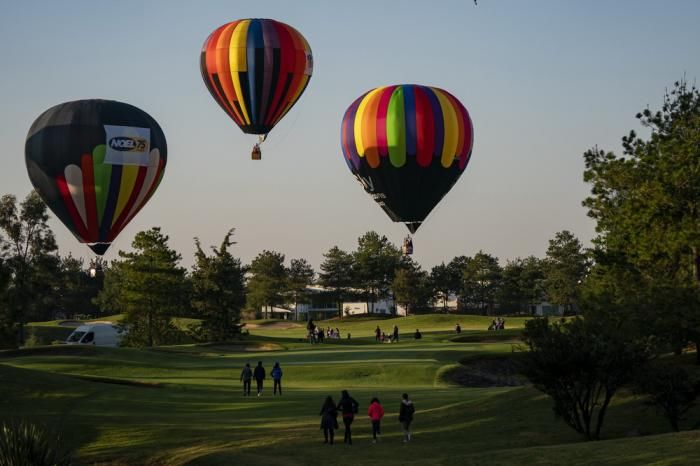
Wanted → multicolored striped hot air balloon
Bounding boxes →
[200,18,313,159]
[25,100,167,255]
[341,84,473,234]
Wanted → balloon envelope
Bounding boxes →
[25,99,167,255]
[341,85,474,233]
[200,18,313,136]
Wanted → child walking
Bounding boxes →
[367,397,385,444]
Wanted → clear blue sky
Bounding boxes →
[2,0,699,270]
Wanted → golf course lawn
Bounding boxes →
[2,314,700,465]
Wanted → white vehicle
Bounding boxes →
[66,323,123,347]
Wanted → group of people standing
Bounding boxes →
[375,325,400,343]
[240,361,283,396]
[488,317,506,331]
[320,391,415,445]
[306,319,344,343]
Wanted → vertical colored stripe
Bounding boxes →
[259,20,277,125]
[109,167,147,241]
[266,21,294,126]
[112,165,139,227]
[413,86,435,167]
[64,165,88,228]
[386,87,407,167]
[423,87,444,159]
[122,150,161,227]
[361,87,383,168]
[81,154,99,242]
[375,86,396,157]
[444,91,466,167]
[214,22,245,125]
[56,175,90,241]
[246,19,263,124]
[341,95,365,170]
[229,20,251,124]
[92,144,111,226]
[403,85,417,158]
[433,89,458,167]
[100,165,122,241]
[353,88,375,157]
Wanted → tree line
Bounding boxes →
[0,191,589,348]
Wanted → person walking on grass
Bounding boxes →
[392,325,399,343]
[375,325,381,342]
[398,393,415,443]
[368,397,385,443]
[320,395,339,444]
[271,362,283,396]
[240,363,252,396]
[337,390,359,445]
[254,361,266,396]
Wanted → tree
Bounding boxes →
[318,246,354,319]
[393,261,433,315]
[287,258,315,321]
[635,364,700,432]
[57,255,100,318]
[521,316,652,440]
[99,228,188,347]
[190,229,246,341]
[460,252,502,314]
[582,79,700,358]
[543,231,588,314]
[352,231,401,313]
[0,192,61,346]
[246,250,287,319]
[499,257,546,314]
[429,263,453,312]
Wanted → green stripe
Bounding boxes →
[92,145,111,225]
[386,87,406,167]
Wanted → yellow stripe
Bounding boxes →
[229,20,251,124]
[111,165,139,227]
[434,89,458,168]
[353,87,384,157]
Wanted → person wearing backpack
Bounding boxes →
[271,362,283,396]
[367,397,385,443]
[336,390,359,445]
[253,361,266,396]
[398,393,415,442]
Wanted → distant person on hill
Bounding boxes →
[335,328,341,339]
[499,318,506,330]
[455,323,461,334]
[488,319,496,331]
[318,328,325,343]
[271,362,283,396]
[368,397,385,443]
[337,390,359,445]
[320,395,339,444]
[254,361,266,396]
[414,329,422,340]
[375,325,381,342]
[307,319,316,344]
[381,332,387,343]
[392,325,399,342]
[240,362,252,396]
[398,393,415,442]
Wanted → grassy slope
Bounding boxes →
[1,316,698,465]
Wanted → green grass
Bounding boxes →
[1,314,699,465]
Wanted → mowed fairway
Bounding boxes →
[2,315,700,465]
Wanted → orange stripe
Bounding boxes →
[214,22,245,125]
[362,89,383,168]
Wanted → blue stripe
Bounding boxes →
[99,165,122,241]
[422,86,444,158]
[246,19,263,124]
[403,85,417,157]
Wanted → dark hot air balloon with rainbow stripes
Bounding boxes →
[341,84,474,234]
[25,99,167,256]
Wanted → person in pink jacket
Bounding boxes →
[367,397,385,443]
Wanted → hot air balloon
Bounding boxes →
[25,99,167,256]
[200,18,313,160]
[341,85,473,252]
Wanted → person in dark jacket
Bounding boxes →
[336,390,359,445]
[398,393,415,442]
[240,363,252,396]
[375,325,381,342]
[253,361,266,396]
[414,329,422,340]
[271,362,283,396]
[319,395,339,444]
[392,325,399,342]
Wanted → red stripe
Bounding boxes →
[56,175,90,242]
[265,21,294,126]
[81,154,99,242]
[120,160,166,232]
[270,28,306,125]
[375,86,396,157]
[214,22,246,125]
[414,86,434,167]
[108,168,147,242]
